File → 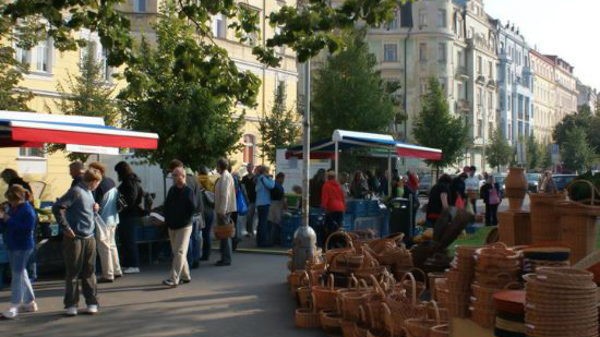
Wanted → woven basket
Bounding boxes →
[384,272,428,334]
[365,279,388,332]
[214,220,236,240]
[313,274,340,311]
[320,309,343,335]
[429,324,449,337]
[404,301,444,337]
[530,192,567,243]
[296,294,320,329]
[353,306,370,337]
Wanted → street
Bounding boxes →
[0,253,319,337]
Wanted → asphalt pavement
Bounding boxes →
[0,253,321,337]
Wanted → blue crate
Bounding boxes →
[347,200,368,217]
[353,216,382,234]
[367,201,381,216]
[282,214,302,232]
[343,214,354,231]
[144,226,160,241]
[136,226,146,241]
[280,228,296,248]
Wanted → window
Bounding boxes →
[439,77,446,93]
[15,45,29,66]
[477,56,483,74]
[420,78,428,95]
[477,88,483,106]
[419,9,427,27]
[437,43,446,62]
[133,0,146,12]
[457,82,464,99]
[508,94,511,111]
[35,40,49,72]
[212,14,227,39]
[477,118,483,138]
[383,44,398,62]
[437,10,446,28]
[243,134,256,164]
[488,91,493,110]
[419,43,427,62]
[19,147,45,158]
[386,11,398,30]
[468,27,474,39]
[457,50,465,67]
[488,61,493,78]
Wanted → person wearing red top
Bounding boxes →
[321,170,346,248]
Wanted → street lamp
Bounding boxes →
[291,60,317,271]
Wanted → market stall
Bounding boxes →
[282,130,442,246]
[0,110,158,274]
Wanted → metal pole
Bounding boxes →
[292,60,316,271]
[387,149,392,197]
[335,141,339,180]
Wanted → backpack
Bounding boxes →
[270,183,284,201]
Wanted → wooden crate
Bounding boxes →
[498,211,531,246]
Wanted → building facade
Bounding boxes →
[493,20,533,145]
[545,55,578,124]
[530,50,557,143]
[576,79,598,115]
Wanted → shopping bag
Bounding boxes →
[455,195,465,210]
[236,186,249,216]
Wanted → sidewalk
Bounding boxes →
[0,253,320,337]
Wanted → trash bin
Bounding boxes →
[388,197,413,240]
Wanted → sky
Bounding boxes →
[485,0,600,91]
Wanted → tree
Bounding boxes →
[258,82,301,164]
[525,132,541,171]
[539,141,553,171]
[554,105,600,157]
[311,27,396,140]
[47,43,119,162]
[119,1,253,171]
[561,126,595,173]
[413,77,470,170]
[0,41,32,111]
[487,128,513,172]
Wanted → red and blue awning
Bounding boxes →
[286,130,442,161]
[0,111,158,150]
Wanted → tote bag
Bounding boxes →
[236,186,249,216]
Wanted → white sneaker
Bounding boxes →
[123,267,140,274]
[86,305,98,315]
[2,307,18,319]
[65,307,78,317]
[18,301,38,313]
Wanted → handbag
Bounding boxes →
[489,186,501,205]
[455,194,465,210]
[236,185,249,215]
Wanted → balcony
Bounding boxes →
[476,75,486,85]
[455,66,469,80]
[487,79,496,88]
[456,99,471,112]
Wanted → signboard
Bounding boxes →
[275,148,331,193]
[66,144,120,155]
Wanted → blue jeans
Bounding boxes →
[118,217,141,268]
[187,215,202,265]
[201,211,214,260]
[256,205,271,247]
[9,249,35,305]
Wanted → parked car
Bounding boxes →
[418,175,432,196]
[553,174,577,192]
[527,173,541,193]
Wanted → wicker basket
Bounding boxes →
[313,274,340,311]
[429,324,449,337]
[404,301,445,337]
[214,220,236,239]
[320,309,343,335]
[296,294,320,329]
[384,272,428,335]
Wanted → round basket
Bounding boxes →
[296,294,320,329]
[320,309,343,335]
[429,324,450,337]
[214,220,236,240]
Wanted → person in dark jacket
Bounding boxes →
[69,161,84,188]
[0,185,37,319]
[350,171,370,199]
[1,169,33,197]
[309,169,326,208]
[114,161,144,274]
[241,163,257,237]
[365,170,380,196]
[449,173,468,207]
[162,166,195,287]
[480,176,502,227]
[426,174,452,227]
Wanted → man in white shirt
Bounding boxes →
[465,166,480,214]
[214,158,237,266]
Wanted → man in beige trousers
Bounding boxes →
[214,158,236,267]
[162,166,196,287]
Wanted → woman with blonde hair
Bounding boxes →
[0,185,37,319]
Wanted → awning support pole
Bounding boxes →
[335,140,339,180]
[388,149,392,197]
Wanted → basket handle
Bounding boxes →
[488,242,508,250]
[386,232,405,245]
[311,292,317,314]
[504,282,523,290]
[358,305,367,324]
[371,275,384,295]
[430,300,441,325]
[300,271,311,287]
[359,278,369,289]
[367,302,377,329]
[400,271,418,305]
[567,179,600,206]
[406,267,427,283]
[350,274,359,289]
[382,302,393,337]
[325,230,354,252]
[328,273,335,291]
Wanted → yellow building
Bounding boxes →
[1,0,298,200]
[530,50,557,143]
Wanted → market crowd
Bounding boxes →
[0,160,526,319]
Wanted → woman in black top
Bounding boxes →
[115,161,144,274]
[426,174,452,227]
[480,176,502,227]
[350,171,370,199]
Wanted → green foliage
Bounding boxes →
[413,77,470,169]
[539,141,553,171]
[0,45,32,111]
[47,43,119,162]
[119,1,254,171]
[560,126,596,173]
[525,132,541,171]
[258,82,301,164]
[311,27,396,140]
[487,128,513,171]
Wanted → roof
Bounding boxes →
[0,110,158,150]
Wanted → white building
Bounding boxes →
[545,55,578,123]
[576,79,598,115]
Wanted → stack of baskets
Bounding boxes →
[522,246,570,273]
[524,267,599,337]
[493,290,526,337]
[436,245,479,318]
[470,243,522,328]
